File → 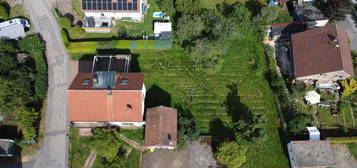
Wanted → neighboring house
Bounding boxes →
[81,0,145,21]
[0,139,15,157]
[292,24,355,82]
[68,55,146,128]
[287,140,335,168]
[154,22,172,40]
[83,16,112,33]
[144,106,177,149]
[0,18,30,40]
[292,0,329,27]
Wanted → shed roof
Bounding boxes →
[154,22,172,34]
[289,140,335,167]
[144,106,177,148]
[292,24,354,78]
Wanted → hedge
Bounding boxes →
[327,137,357,144]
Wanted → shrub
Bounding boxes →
[190,39,223,74]
[18,35,48,100]
[288,113,312,133]
[215,141,248,168]
[16,106,39,140]
[90,128,124,162]
[327,137,357,144]
[321,0,352,21]
[0,3,9,20]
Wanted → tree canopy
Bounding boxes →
[215,141,248,168]
[321,0,352,21]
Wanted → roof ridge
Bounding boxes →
[335,25,344,72]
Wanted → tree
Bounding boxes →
[175,14,205,46]
[155,0,175,16]
[177,108,200,147]
[321,0,352,21]
[0,53,17,73]
[215,141,248,168]
[16,106,39,140]
[90,128,124,162]
[18,35,45,54]
[341,78,357,97]
[190,39,223,74]
[288,113,312,133]
[175,0,201,15]
[254,5,280,25]
[0,3,9,20]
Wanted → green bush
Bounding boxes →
[18,35,48,100]
[327,137,357,144]
[0,3,9,20]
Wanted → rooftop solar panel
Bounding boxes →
[82,0,139,11]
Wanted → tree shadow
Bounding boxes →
[145,84,171,109]
[224,84,253,123]
[208,118,235,152]
[245,0,264,16]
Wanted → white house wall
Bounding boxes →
[296,70,351,82]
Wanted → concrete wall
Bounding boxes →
[287,142,297,168]
[296,70,351,82]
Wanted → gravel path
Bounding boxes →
[142,141,217,168]
[22,0,72,167]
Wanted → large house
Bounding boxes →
[68,55,146,127]
[81,0,145,21]
[292,24,355,82]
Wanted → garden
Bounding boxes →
[65,0,297,167]
[69,128,142,168]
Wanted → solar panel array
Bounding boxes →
[82,0,138,11]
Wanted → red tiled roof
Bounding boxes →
[292,24,354,78]
[69,72,144,90]
[144,106,177,148]
[68,72,145,122]
[68,90,144,122]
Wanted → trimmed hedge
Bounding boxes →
[327,137,357,144]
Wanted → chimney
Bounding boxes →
[107,85,112,96]
[168,134,174,145]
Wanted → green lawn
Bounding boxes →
[130,28,289,167]
[120,129,144,144]
[348,143,357,160]
[69,129,92,168]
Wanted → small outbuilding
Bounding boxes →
[144,106,177,149]
[304,91,320,105]
[154,22,172,40]
[287,140,335,168]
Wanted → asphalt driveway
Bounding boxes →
[22,0,72,167]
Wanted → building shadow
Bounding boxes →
[145,84,171,109]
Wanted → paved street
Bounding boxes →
[22,0,72,167]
